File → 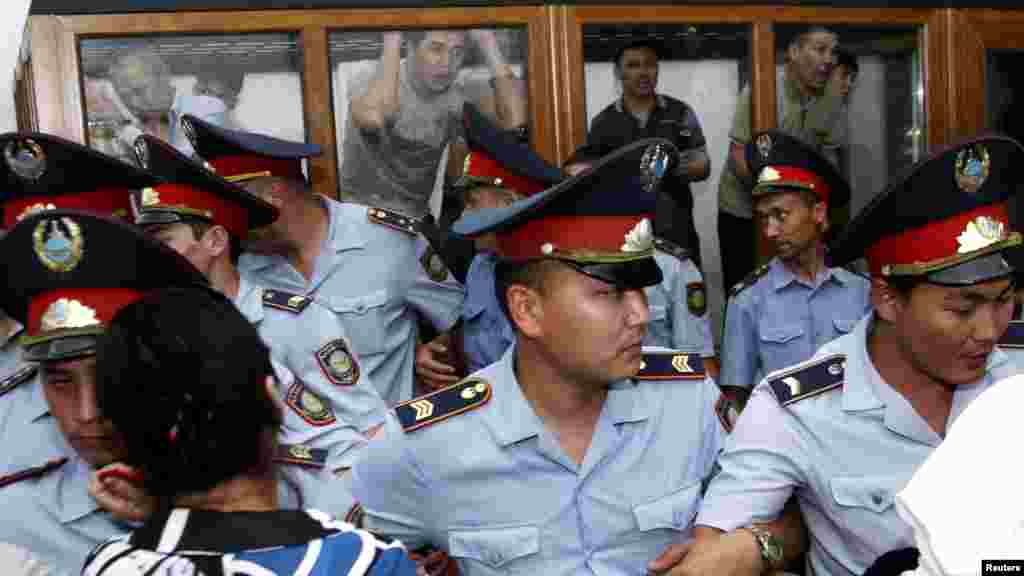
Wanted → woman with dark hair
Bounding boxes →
[81,286,416,576]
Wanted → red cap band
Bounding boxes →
[208,155,304,182]
[3,188,132,228]
[465,150,547,197]
[755,165,831,205]
[27,287,146,339]
[866,202,1010,276]
[145,182,250,237]
[496,214,651,261]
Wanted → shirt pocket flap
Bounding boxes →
[833,316,857,333]
[324,289,389,316]
[648,303,668,321]
[830,475,900,513]
[448,526,540,569]
[759,323,805,344]
[633,481,702,532]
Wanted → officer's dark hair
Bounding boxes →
[185,218,242,264]
[882,274,929,300]
[494,258,561,322]
[95,286,280,501]
[614,39,663,71]
[791,25,837,49]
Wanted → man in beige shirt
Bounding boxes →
[717,26,847,294]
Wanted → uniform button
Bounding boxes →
[872,493,884,506]
[354,303,366,314]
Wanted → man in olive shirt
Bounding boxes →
[717,26,846,292]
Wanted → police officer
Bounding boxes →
[80,286,417,576]
[182,115,464,405]
[0,132,208,575]
[442,102,562,377]
[132,135,387,511]
[665,135,1023,576]
[720,130,870,393]
[351,139,725,575]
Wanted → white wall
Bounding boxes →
[1,0,32,132]
[585,59,740,346]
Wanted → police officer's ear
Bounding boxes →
[505,282,545,337]
[813,200,829,234]
[871,278,908,324]
[202,224,233,260]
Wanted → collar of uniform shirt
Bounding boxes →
[770,257,846,292]
[484,346,650,447]
[614,94,667,114]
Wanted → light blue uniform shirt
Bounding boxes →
[352,345,724,576]
[460,252,514,374]
[239,197,464,406]
[645,248,714,356]
[721,257,870,388]
[697,313,1019,576]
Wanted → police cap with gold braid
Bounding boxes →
[0,132,148,228]
[457,102,563,197]
[0,209,207,362]
[452,138,677,290]
[745,129,851,209]
[828,134,1024,286]
[182,114,321,185]
[133,134,278,237]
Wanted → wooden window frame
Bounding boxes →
[25,7,554,198]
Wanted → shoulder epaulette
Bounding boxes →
[0,457,67,489]
[999,320,1024,349]
[654,238,690,262]
[262,289,311,314]
[729,263,770,298]
[767,353,845,406]
[0,365,36,398]
[274,444,326,469]
[394,378,491,433]
[367,207,420,236]
[635,351,705,381]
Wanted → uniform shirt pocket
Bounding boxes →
[758,322,805,345]
[830,475,900,514]
[832,316,857,334]
[633,481,703,532]
[448,525,540,572]
[323,290,390,357]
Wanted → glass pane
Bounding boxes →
[987,50,1024,143]
[581,23,751,344]
[774,24,924,220]
[80,33,306,166]
[329,28,529,219]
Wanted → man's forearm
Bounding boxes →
[351,34,402,130]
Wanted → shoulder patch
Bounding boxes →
[999,320,1024,349]
[274,444,326,469]
[0,457,67,489]
[636,351,705,381]
[767,353,845,406]
[286,380,336,426]
[262,289,311,314]
[420,244,450,283]
[0,365,36,398]
[654,237,690,262]
[394,378,491,433]
[316,339,360,386]
[367,207,420,236]
[729,263,770,298]
[686,282,707,317]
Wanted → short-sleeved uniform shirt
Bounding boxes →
[698,313,1018,576]
[239,196,464,406]
[460,252,514,374]
[352,345,725,576]
[644,246,714,356]
[720,258,870,388]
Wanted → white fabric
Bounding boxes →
[896,374,1024,576]
[0,543,54,576]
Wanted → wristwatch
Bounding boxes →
[744,525,784,572]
